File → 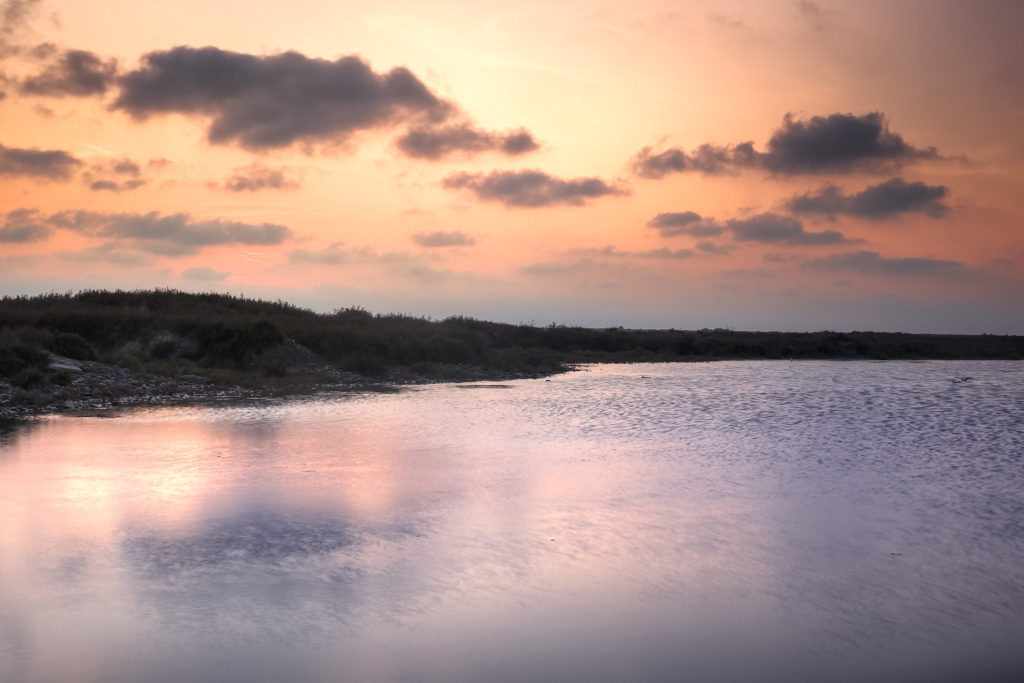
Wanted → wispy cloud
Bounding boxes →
[808,250,966,276]
[181,266,230,281]
[411,230,475,247]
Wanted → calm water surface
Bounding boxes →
[1,361,1023,682]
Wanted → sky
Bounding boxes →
[1,0,1022,333]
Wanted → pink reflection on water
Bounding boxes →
[2,363,1023,682]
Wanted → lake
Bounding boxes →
[2,361,1023,682]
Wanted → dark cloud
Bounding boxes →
[48,210,291,256]
[788,178,949,219]
[808,250,966,276]
[0,142,81,179]
[443,169,628,208]
[633,112,941,178]
[0,207,51,242]
[20,49,118,96]
[647,211,725,237]
[727,212,852,245]
[113,46,455,150]
[411,230,475,247]
[396,124,539,160]
[182,266,229,281]
[761,112,939,174]
[222,163,298,192]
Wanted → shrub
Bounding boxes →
[0,343,50,378]
[46,332,97,361]
[12,366,48,389]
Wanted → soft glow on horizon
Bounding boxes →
[1,0,1022,333]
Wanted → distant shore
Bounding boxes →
[3,289,1022,417]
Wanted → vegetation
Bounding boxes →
[1,289,1022,401]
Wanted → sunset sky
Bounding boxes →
[2,0,1022,333]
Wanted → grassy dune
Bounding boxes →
[2,289,1022,411]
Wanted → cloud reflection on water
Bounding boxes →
[1,363,1024,682]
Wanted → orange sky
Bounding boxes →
[1,0,1022,332]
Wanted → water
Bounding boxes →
[1,361,1022,682]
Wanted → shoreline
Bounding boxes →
[5,355,1020,420]
[0,354,567,419]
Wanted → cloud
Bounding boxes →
[222,163,298,192]
[443,169,628,207]
[633,112,941,178]
[761,112,939,174]
[808,250,966,276]
[289,244,408,265]
[647,211,725,237]
[48,210,292,256]
[787,178,949,219]
[696,240,732,255]
[567,245,694,260]
[290,244,351,265]
[83,157,146,192]
[0,207,51,242]
[396,123,539,160]
[1,0,40,32]
[520,260,604,276]
[726,212,852,245]
[20,49,118,96]
[289,244,446,283]
[632,143,756,178]
[89,179,145,191]
[58,242,152,266]
[0,0,40,49]
[113,46,456,150]
[0,142,81,179]
[795,0,833,31]
[181,266,229,281]
[411,230,475,247]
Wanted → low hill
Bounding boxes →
[2,289,1022,414]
